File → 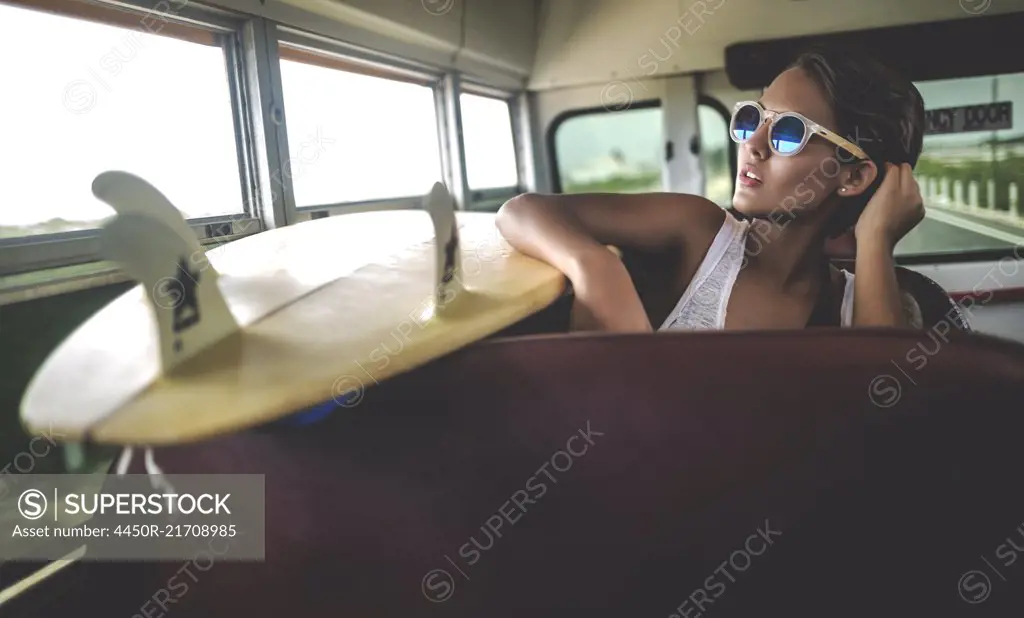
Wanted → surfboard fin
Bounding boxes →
[93,172,239,372]
[93,171,207,258]
[424,182,463,309]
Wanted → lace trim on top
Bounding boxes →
[659,215,748,331]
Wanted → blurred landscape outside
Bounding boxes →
[554,73,1024,257]
[555,104,732,203]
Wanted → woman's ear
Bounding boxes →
[838,160,878,197]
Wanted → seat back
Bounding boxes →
[15,330,1024,617]
[833,259,971,332]
[895,265,972,331]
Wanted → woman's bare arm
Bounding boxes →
[496,192,720,276]
[496,192,722,332]
[852,239,908,327]
[852,164,925,328]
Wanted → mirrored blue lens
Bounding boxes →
[731,104,761,141]
[771,116,806,154]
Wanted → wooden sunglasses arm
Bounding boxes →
[809,123,870,160]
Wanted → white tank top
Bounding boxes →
[658,214,856,331]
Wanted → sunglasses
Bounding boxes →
[729,101,869,160]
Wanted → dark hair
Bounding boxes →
[788,45,926,237]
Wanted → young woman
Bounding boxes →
[496,46,927,332]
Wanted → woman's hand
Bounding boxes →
[854,162,925,251]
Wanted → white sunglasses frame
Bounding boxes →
[729,100,870,161]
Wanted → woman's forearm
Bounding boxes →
[496,191,707,275]
[851,163,925,328]
[852,238,907,327]
[496,194,653,333]
[569,247,653,332]
[495,194,605,278]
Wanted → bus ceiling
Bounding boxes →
[527,0,1024,91]
[725,10,1024,90]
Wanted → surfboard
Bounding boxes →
[19,172,567,446]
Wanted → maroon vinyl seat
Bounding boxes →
[8,329,1024,618]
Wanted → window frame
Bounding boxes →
[697,94,737,204]
[545,98,663,195]
[546,96,734,200]
[0,0,262,278]
[273,26,448,217]
[894,71,1024,264]
[458,82,523,210]
[0,0,532,301]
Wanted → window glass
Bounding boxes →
[279,55,443,206]
[899,72,1024,256]
[698,103,733,207]
[0,3,244,239]
[554,106,663,193]
[460,93,518,190]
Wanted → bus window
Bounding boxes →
[552,104,664,194]
[899,72,1024,257]
[698,101,734,207]
[460,93,519,191]
[0,2,244,239]
[278,52,442,207]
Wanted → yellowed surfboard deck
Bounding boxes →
[20,173,566,445]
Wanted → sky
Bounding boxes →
[279,58,518,207]
[0,2,518,232]
[1,3,242,227]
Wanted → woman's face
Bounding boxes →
[732,67,847,222]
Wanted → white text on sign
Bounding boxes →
[925,102,1012,135]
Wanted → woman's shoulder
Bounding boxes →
[650,193,733,256]
[671,193,731,232]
